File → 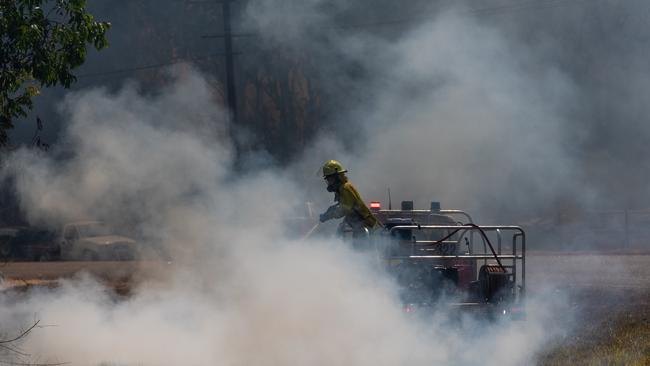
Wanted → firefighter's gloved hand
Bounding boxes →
[320,205,338,222]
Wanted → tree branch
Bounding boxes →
[0,321,39,344]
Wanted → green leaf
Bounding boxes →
[0,0,109,142]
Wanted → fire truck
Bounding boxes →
[364,200,526,319]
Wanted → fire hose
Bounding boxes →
[427,223,506,272]
[301,223,320,241]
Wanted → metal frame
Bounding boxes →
[384,224,526,296]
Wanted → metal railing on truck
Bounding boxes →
[385,225,526,296]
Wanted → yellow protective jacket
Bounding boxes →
[323,179,379,230]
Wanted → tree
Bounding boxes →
[0,0,110,146]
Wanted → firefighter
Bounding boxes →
[319,160,380,238]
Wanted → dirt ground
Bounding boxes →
[0,260,173,295]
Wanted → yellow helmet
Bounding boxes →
[322,159,347,177]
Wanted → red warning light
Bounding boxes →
[370,201,381,209]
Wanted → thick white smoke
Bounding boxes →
[0,66,570,365]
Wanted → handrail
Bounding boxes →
[388,225,524,234]
[407,240,468,244]
[398,255,524,259]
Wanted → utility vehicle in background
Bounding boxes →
[60,221,138,261]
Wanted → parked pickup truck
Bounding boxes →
[60,221,138,261]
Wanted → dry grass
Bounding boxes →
[538,302,650,366]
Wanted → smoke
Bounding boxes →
[2,1,649,364]
[242,1,579,221]
[0,65,572,365]
[245,0,650,221]
[1,246,566,366]
[0,0,605,363]
[345,13,579,220]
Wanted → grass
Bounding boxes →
[538,303,650,365]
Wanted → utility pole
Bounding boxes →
[222,0,237,124]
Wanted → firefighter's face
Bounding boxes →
[325,174,339,192]
[324,175,337,186]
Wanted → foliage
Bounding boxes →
[0,0,110,145]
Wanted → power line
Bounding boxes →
[75,52,241,79]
